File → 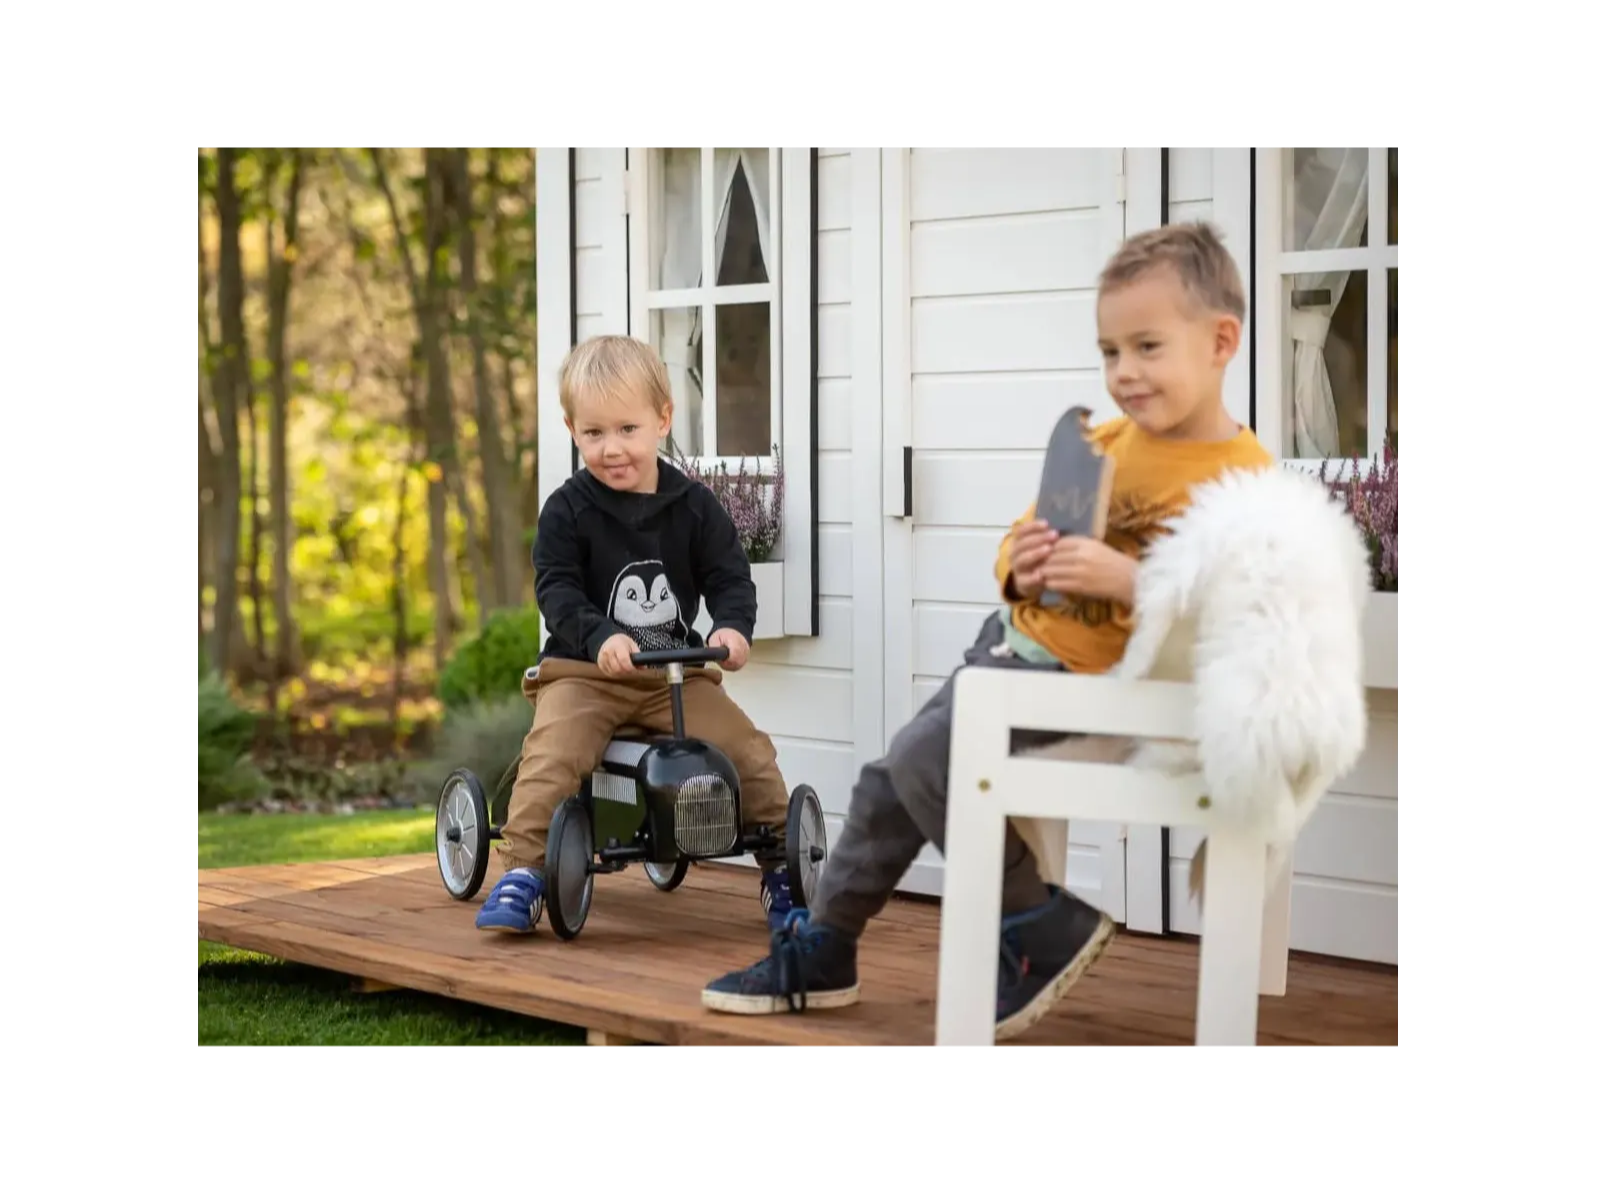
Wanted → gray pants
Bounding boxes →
[810,610,1063,938]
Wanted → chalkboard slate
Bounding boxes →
[1035,407,1115,607]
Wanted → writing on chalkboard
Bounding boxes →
[1035,406,1115,607]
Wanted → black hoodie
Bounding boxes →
[532,460,759,662]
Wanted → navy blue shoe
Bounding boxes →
[994,885,1115,1040]
[702,910,861,1015]
[475,868,545,933]
[759,867,796,931]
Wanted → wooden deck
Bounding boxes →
[198,853,1397,1046]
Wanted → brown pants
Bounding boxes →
[499,658,790,872]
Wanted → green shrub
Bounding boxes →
[437,606,541,710]
[404,693,531,815]
[199,672,267,810]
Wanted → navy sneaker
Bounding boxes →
[475,867,545,933]
[702,910,861,1015]
[994,885,1116,1040]
[759,867,795,931]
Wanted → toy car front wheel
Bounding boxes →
[436,768,491,900]
[545,796,596,939]
[643,858,690,892]
[786,784,827,909]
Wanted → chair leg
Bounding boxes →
[1194,827,1269,1045]
[935,684,1009,1046]
[1258,842,1293,997]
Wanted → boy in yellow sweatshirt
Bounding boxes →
[702,222,1273,1038]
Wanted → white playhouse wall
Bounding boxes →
[546,147,1397,966]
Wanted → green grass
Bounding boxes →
[199,809,584,1046]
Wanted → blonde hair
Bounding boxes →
[558,335,674,420]
[1099,221,1247,323]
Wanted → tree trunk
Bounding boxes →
[450,148,523,611]
[422,149,489,638]
[211,148,246,678]
[244,344,269,695]
[199,195,218,658]
[267,149,305,681]
[391,367,425,729]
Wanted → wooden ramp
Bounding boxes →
[198,853,1397,1046]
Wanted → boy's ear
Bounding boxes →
[1212,313,1242,365]
[657,399,674,438]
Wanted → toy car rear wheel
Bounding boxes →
[786,784,827,909]
[436,768,491,901]
[545,796,596,939]
[643,858,690,892]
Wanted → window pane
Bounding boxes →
[1387,269,1398,453]
[1286,270,1367,459]
[715,302,772,457]
[1286,148,1369,253]
[650,306,704,456]
[713,149,770,287]
[653,149,701,290]
[1388,148,1397,247]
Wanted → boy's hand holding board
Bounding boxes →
[1010,407,1134,609]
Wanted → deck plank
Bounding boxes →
[198,853,1397,1046]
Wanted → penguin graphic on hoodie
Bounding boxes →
[606,560,690,652]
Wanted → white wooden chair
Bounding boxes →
[932,465,1372,1046]
[934,667,1298,1046]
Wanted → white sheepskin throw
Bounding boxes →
[1004,465,1372,901]
[1112,465,1372,853]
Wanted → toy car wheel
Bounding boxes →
[436,768,491,901]
[643,858,690,892]
[545,796,596,939]
[786,784,827,909]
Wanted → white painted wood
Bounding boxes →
[781,147,815,636]
[881,149,916,742]
[719,663,853,744]
[911,452,1041,527]
[1193,827,1269,1044]
[913,293,1100,374]
[816,154,851,231]
[935,666,1294,1045]
[1364,591,1398,689]
[882,149,910,520]
[1211,148,1253,430]
[1124,147,1161,237]
[535,149,574,657]
[913,372,1114,451]
[1254,148,1287,461]
[910,149,1115,222]
[912,529,1014,604]
[816,304,851,379]
[692,560,784,642]
[1258,844,1293,996]
[816,452,851,523]
[816,230,850,303]
[816,380,850,450]
[759,596,852,670]
[850,149,886,767]
[817,527,851,597]
[910,210,1105,298]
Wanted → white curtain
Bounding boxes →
[1289,148,1369,458]
[656,149,772,457]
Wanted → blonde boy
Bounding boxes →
[476,336,795,935]
[702,222,1274,1038]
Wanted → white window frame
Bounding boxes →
[628,147,784,474]
[1254,148,1396,478]
[624,146,817,637]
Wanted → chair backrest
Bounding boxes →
[1113,465,1372,841]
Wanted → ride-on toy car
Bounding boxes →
[434,645,828,939]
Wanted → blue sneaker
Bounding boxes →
[994,885,1116,1040]
[759,867,795,931]
[702,909,861,1015]
[475,868,545,933]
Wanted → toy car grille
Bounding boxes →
[673,774,738,856]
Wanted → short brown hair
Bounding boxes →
[558,335,674,420]
[1098,221,1247,323]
